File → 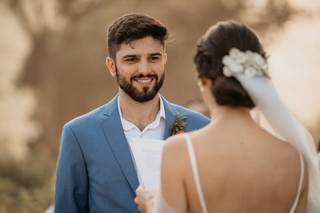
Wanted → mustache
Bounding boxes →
[131,73,158,81]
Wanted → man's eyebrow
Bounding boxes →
[149,53,162,57]
[122,54,138,59]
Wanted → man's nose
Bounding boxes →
[138,60,151,75]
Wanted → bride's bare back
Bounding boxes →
[161,114,308,213]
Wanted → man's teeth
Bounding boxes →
[135,77,153,83]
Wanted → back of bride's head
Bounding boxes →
[194,21,267,109]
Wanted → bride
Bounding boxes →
[135,21,320,213]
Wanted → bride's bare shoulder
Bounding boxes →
[164,134,188,154]
[258,128,301,154]
[162,130,212,161]
[160,134,191,177]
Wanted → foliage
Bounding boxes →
[0,156,55,213]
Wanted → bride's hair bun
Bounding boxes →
[194,21,267,109]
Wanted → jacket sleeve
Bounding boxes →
[55,124,89,213]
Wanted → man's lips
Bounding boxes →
[132,76,157,85]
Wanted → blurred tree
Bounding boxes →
[0,0,104,159]
[0,2,38,161]
[0,1,103,211]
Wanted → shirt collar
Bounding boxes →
[117,95,166,132]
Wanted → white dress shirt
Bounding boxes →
[117,96,166,185]
[117,95,166,144]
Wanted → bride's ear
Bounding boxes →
[198,78,212,92]
[198,77,215,109]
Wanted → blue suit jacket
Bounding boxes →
[55,96,209,213]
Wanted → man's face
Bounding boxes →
[111,36,167,103]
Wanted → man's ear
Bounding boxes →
[105,57,116,77]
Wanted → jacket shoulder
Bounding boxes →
[64,97,116,131]
[169,103,210,125]
[65,96,117,127]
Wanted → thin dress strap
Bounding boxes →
[289,153,305,213]
[183,134,208,213]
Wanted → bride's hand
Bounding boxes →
[135,185,155,213]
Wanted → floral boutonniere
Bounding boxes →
[170,114,187,136]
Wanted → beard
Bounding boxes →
[116,68,165,103]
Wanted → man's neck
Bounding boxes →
[118,90,161,131]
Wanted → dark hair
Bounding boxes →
[107,14,168,59]
[194,21,267,109]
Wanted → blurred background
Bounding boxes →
[1,0,319,212]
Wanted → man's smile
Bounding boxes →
[132,75,157,87]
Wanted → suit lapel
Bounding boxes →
[162,97,177,139]
[101,96,139,192]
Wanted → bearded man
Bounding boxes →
[54,13,209,213]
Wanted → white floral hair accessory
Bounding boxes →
[222,48,268,78]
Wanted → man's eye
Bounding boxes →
[150,56,160,61]
[125,58,137,62]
